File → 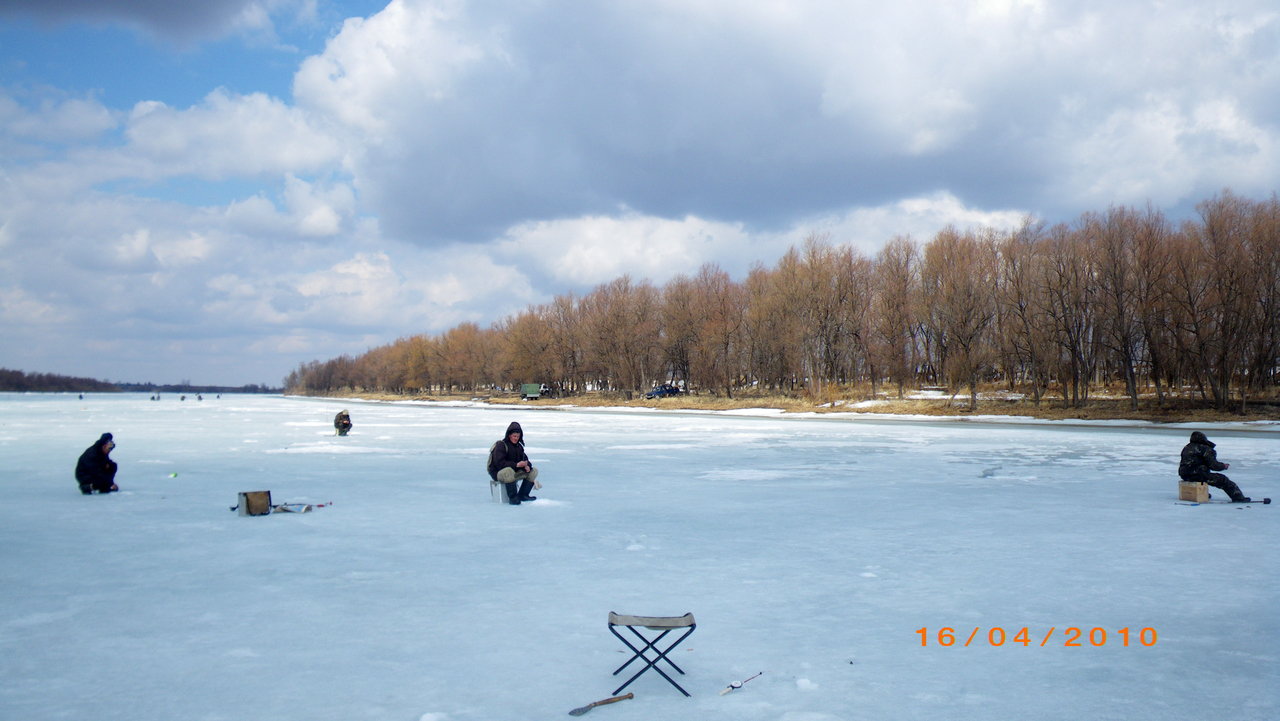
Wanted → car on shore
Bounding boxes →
[644,383,683,399]
[521,383,552,400]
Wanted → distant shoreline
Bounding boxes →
[289,391,1280,434]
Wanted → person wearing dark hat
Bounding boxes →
[1179,431,1249,502]
[486,421,541,505]
[334,410,353,436]
[75,433,119,495]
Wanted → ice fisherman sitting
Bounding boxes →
[487,421,541,505]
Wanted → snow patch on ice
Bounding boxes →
[607,443,699,450]
[8,610,76,628]
[266,443,397,455]
[700,469,793,481]
[795,678,819,691]
[524,499,567,507]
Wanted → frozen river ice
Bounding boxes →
[1,393,1277,720]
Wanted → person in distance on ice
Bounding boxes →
[334,410,353,436]
[487,421,541,505]
[75,432,119,495]
[1179,431,1250,502]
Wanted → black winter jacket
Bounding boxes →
[75,441,117,489]
[487,421,529,480]
[1179,431,1227,480]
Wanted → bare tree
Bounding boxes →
[1186,191,1265,409]
[545,293,584,394]
[1088,208,1144,410]
[1131,205,1176,406]
[689,264,747,397]
[995,220,1051,405]
[872,236,921,399]
[660,275,698,387]
[1243,194,1280,404]
[921,227,998,410]
[1039,224,1099,407]
[580,276,661,393]
[742,263,801,393]
[498,308,556,389]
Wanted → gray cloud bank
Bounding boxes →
[0,0,289,40]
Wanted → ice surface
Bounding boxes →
[1,393,1277,721]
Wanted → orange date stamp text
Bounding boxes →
[915,626,1157,648]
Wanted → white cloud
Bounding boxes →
[123,89,342,179]
[283,174,354,237]
[495,193,1029,290]
[796,192,1031,255]
[0,93,117,143]
[1056,93,1277,208]
[112,228,154,268]
[293,0,487,138]
[223,194,291,234]
[152,232,213,267]
[499,212,749,286]
[0,286,67,324]
[195,241,536,338]
[105,226,212,272]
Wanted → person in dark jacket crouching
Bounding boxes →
[487,421,541,505]
[1179,431,1249,502]
[334,410,353,436]
[75,432,119,495]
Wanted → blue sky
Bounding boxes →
[2,0,1278,386]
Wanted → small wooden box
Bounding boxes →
[1178,481,1208,503]
[238,490,273,516]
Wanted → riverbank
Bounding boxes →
[306,388,1280,426]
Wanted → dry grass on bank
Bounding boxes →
[313,386,1280,424]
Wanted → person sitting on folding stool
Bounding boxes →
[487,421,541,505]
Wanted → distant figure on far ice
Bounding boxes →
[75,433,119,495]
[487,421,542,505]
[334,410,353,436]
[1179,431,1250,502]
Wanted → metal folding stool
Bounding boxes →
[608,612,696,696]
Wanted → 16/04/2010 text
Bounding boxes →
[916,626,1157,648]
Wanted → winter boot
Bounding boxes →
[504,482,522,505]
[516,479,536,502]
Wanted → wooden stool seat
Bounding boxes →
[1178,481,1208,503]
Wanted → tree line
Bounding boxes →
[285,191,1280,412]
[0,368,120,392]
[0,368,281,394]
